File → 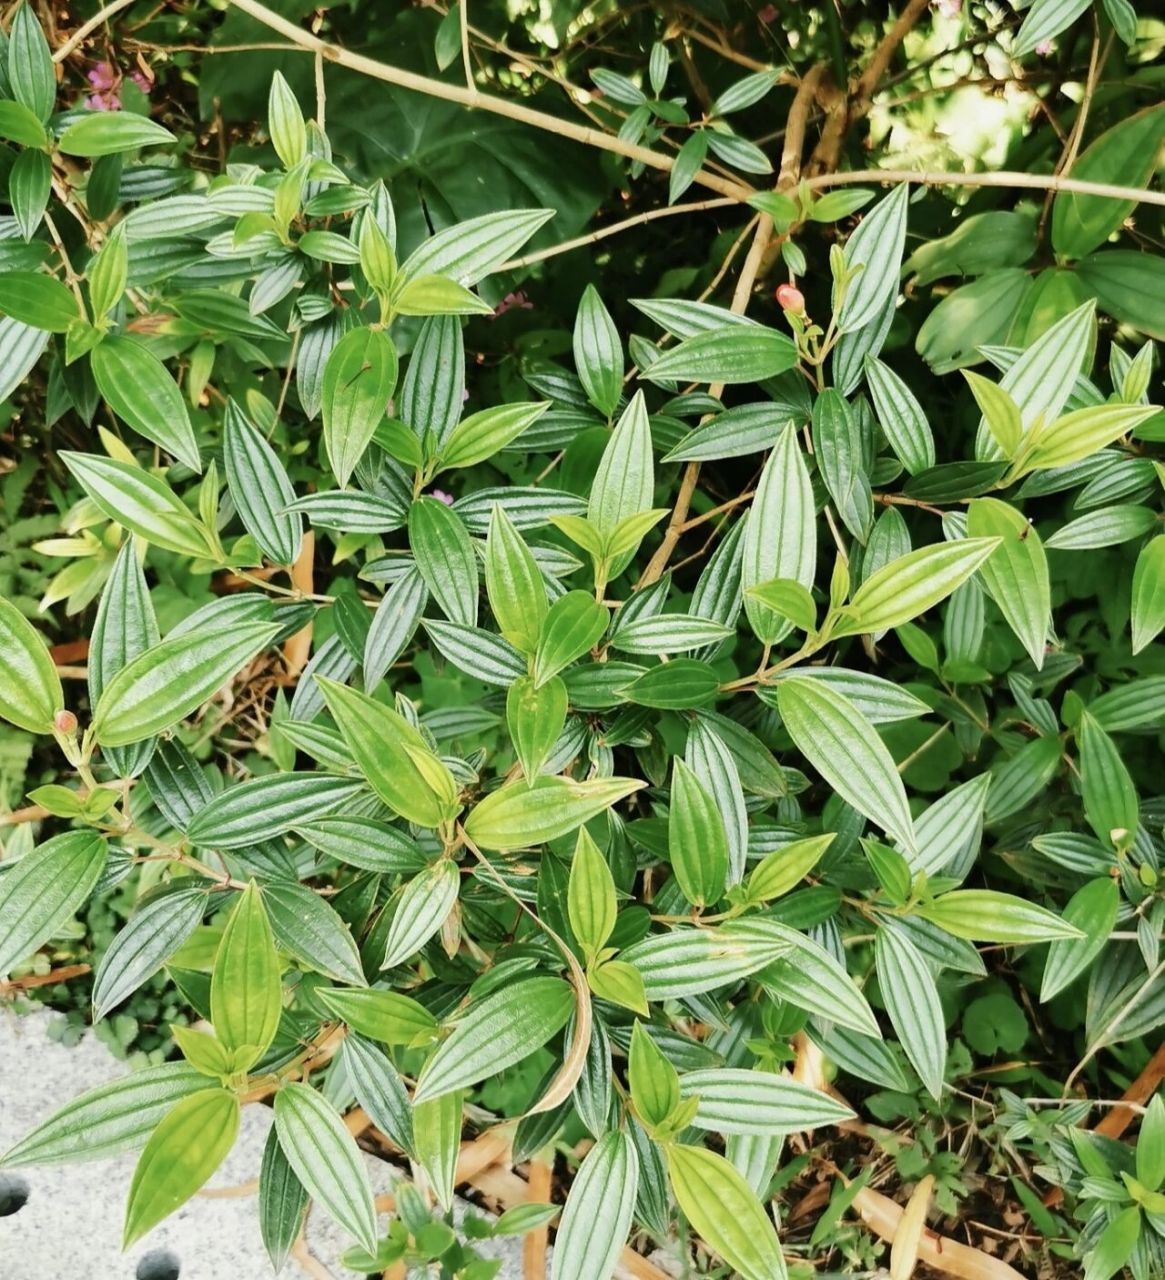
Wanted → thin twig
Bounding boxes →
[53,0,138,62]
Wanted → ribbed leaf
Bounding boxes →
[223,402,302,566]
[551,1131,638,1280]
[875,924,946,1100]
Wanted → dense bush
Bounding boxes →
[0,1,1163,1278]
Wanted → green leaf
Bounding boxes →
[91,335,202,472]
[437,401,549,471]
[0,1062,208,1168]
[1131,536,1165,655]
[1025,403,1159,472]
[1075,250,1165,340]
[186,773,363,848]
[409,496,478,628]
[58,112,176,157]
[621,920,791,999]
[123,1089,239,1246]
[568,827,617,961]
[322,327,398,486]
[92,885,207,1019]
[210,882,283,1067]
[574,285,623,418]
[534,591,609,686]
[1082,1205,1141,1280]
[747,834,835,903]
[87,223,128,324]
[8,4,54,123]
[263,879,367,986]
[777,677,916,853]
[550,1131,639,1280]
[963,370,1023,458]
[622,658,720,709]
[628,1021,682,1128]
[316,677,448,828]
[60,452,219,560]
[1079,712,1138,847]
[8,147,51,241]
[0,271,79,333]
[259,1125,308,1273]
[507,674,568,784]
[398,208,554,286]
[0,97,46,146]
[268,70,307,168]
[666,1143,787,1280]
[966,498,1051,669]
[670,130,709,204]
[91,620,280,747]
[678,1066,855,1134]
[644,325,797,385]
[1013,0,1089,57]
[485,503,546,653]
[669,759,728,907]
[0,595,62,733]
[863,356,935,474]
[1052,106,1165,259]
[412,1091,461,1212]
[588,390,654,541]
[464,775,644,851]
[380,859,460,968]
[274,1083,378,1253]
[223,401,302,566]
[1137,1095,1165,1192]
[742,423,815,643]
[838,184,909,335]
[415,976,574,1102]
[1041,877,1120,1001]
[875,925,946,1100]
[318,987,436,1046]
[917,890,1083,944]
[339,1036,414,1156]
[834,538,1000,636]
[400,314,464,446]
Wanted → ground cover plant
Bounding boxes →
[0,1,1163,1277]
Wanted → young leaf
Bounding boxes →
[666,1143,787,1280]
[668,759,729,907]
[550,1131,639,1280]
[747,834,835,903]
[91,621,280,747]
[588,390,654,541]
[966,498,1051,669]
[317,987,437,1045]
[274,1083,378,1253]
[123,1089,239,1246]
[1078,712,1139,847]
[412,1091,462,1212]
[437,401,549,471]
[267,70,307,168]
[568,827,617,961]
[1131,536,1165,655]
[0,831,107,978]
[833,538,1000,637]
[628,1021,681,1128]
[414,976,574,1102]
[322,327,398,486]
[486,502,547,653]
[777,677,916,852]
[464,775,644,851]
[223,402,302,566]
[916,890,1082,944]
[409,496,479,628]
[210,882,283,1067]
[0,595,62,733]
[534,590,609,686]
[507,674,568,784]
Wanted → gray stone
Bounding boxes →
[0,1010,525,1279]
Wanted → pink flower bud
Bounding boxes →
[776,284,805,315]
[54,710,78,735]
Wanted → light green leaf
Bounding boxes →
[409,496,478,628]
[643,325,797,385]
[317,987,437,1045]
[1025,403,1159,472]
[412,1091,461,1212]
[550,1131,638,1280]
[486,503,546,653]
[1041,877,1120,1001]
[380,859,460,968]
[465,775,644,851]
[322,327,398,486]
[1078,712,1138,847]
[678,1066,854,1134]
[567,827,617,961]
[1131,536,1165,655]
[0,271,79,333]
[916,890,1083,944]
[437,401,549,471]
[210,882,283,1067]
[747,834,835,903]
[123,1089,239,1246]
[507,674,568,784]
[666,1143,787,1280]
[59,112,176,157]
[966,498,1051,669]
[573,285,623,418]
[669,759,728,907]
[267,70,307,167]
[534,590,609,686]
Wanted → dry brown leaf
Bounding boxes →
[890,1174,934,1280]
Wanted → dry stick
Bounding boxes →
[498,196,737,271]
[522,1158,553,1280]
[52,0,138,61]
[224,0,753,201]
[636,65,825,591]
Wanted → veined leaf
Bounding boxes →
[274,1083,378,1253]
[339,1035,414,1156]
[409,496,479,628]
[317,986,436,1045]
[838,184,909,335]
[643,325,797,385]
[210,882,283,1067]
[550,1131,638,1280]
[966,498,1050,669]
[322,327,398,486]
[621,921,791,999]
[186,773,363,848]
[1131,536,1165,655]
[573,285,623,418]
[1041,877,1120,1002]
[486,502,547,653]
[91,336,201,472]
[398,208,554,286]
[679,1067,854,1134]
[415,976,574,1102]
[534,591,609,685]
[223,402,302,566]
[380,859,460,968]
[916,890,1083,943]
[464,775,644,851]
[258,1125,308,1273]
[875,925,946,1100]
[0,595,62,733]
[668,759,728,907]
[412,1091,461,1213]
[777,677,916,852]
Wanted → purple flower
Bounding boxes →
[491,290,533,320]
[935,0,961,17]
[429,489,455,507]
[87,62,117,91]
[84,60,152,111]
[87,91,121,111]
[1035,39,1054,54]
